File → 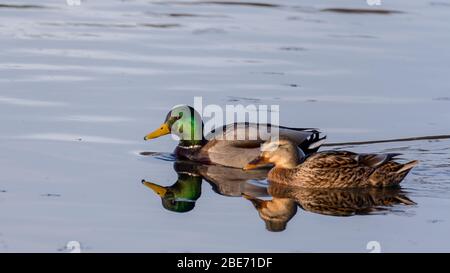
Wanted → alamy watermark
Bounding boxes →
[366,241,381,253]
[162,97,281,144]
[66,240,81,253]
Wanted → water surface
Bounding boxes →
[0,0,450,252]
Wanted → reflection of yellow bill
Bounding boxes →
[144,123,170,140]
[243,156,269,170]
[142,180,167,197]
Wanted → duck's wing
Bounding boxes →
[302,151,361,168]
[205,122,325,153]
[304,151,401,169]
[356,153,402,168]
[198,139,263,168]
[299,152,412,188]
[201,123,325,168]
[291,151,368,188]
[368,159,419,187]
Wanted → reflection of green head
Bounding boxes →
[142,172,202,213]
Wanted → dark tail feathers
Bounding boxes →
[299,131,326,155]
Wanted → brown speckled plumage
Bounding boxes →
[256,140,418,188]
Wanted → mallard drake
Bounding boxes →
[244,139,419,188]
[143,105,325,168]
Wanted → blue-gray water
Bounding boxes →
[0,0,449,252]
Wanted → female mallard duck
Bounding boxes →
[143,105,325,169]
[244,139,419,188]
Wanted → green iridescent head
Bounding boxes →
[144,105,204,146]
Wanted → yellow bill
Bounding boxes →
[142,180,168,197]
[144,123,170,140]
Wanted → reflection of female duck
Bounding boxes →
[245,139,418,188]
[268,183,416,217]
[243,194,297,232]
[244,184,415,231]
[142,161,269,213]
[143,105,325,168]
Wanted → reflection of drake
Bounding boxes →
[142,162,202,213]
[142,177,201,213]
[142,161,269,213]
[244,183,416,231]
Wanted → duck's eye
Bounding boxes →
[173,113,183,121]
